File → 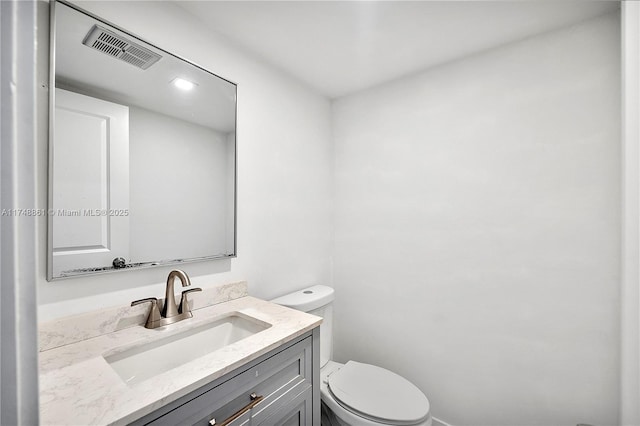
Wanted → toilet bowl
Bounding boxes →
[271,286,432,426]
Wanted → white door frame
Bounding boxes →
[0,0,40,424]
[621,2,640,425]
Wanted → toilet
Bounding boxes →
[271,285,432,426]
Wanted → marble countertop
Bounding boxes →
[39,295,321,425]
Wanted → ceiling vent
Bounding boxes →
[82,25,161,70]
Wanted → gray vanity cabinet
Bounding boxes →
[130,329,319,426]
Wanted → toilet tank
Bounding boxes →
[271,285,334,368]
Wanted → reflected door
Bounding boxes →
[52,88,130,276]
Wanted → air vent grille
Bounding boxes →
[82,25,161,70]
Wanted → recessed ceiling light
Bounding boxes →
[171,77,196,91]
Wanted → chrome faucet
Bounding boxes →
[131,269,202,329]
[162,269,190,318]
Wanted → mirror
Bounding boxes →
[48,1,237,280]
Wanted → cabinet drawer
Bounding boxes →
[146,336,312,426]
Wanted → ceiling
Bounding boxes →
[176,1,619,99]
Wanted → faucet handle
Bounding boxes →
[131,297,162,328]
[179,288,202,314]
[131,297,158,307]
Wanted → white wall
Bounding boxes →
[332,13,620,426]
[226,131,236,252]
[37,1,333,320]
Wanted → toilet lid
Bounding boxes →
[327,361,430,425]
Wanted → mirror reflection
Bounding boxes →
[49,1,237,280]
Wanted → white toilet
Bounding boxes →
[272,285,432,426]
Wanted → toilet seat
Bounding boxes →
[327,361,430,426]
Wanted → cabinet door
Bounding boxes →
[258,387,312,426]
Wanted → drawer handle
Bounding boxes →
[209,393,264,426]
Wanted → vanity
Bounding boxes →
[38,281,322,425]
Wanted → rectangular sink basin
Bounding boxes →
[104,313,271,385]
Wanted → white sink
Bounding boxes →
[104,313,271,385]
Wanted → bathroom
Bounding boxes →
[1,1,638,425]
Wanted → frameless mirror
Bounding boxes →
[48,1,237,280]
